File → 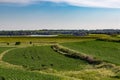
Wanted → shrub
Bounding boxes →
[50,64,53,66]
[15,42,21,45]
[6,43,9,45]
[96,38,120,43]
[30,41,32,44]
[112,73,120,79]
[0,76,5,80]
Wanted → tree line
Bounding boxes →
[0,29,119,36]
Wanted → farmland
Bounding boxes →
[0,47,13,54]
[0,1,120,79]
[61,40,120,65]
[3,46,88,71]
[0,36,94,43]
[0,35,120,80]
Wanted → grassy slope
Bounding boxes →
[61,40,120,65]
[0,47,13,54]
[87,34,111,38]
[0,68,62,80]
[60,68,120,80]
[117,35,120,38]
[3,46,88,71]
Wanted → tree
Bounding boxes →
[15,42,21,45]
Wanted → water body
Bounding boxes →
[28,35,58,37]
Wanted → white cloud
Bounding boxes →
[0,0,120,8]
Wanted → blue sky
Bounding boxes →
[0,0,120,30]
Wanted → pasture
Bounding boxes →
[61,40,120,65]
[3,46,88,71]
[0,36,120,80]
[0,47,13,54]
[0,36,94,43]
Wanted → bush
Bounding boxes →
[112,73,120,79]
[30,41,32,44]
[15,42,21,45]
[6,43,9,45]
[0,76,5,80]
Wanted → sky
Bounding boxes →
[0,0,120,30]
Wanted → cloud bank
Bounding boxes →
[0,0,120,8]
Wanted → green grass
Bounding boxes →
[61,68,120,80]
[0,67,62,80]
[61,40,120,65]
[0,47,13,54]
[0,37,94,43]
[3,46,88,71]
[117,35,120,38]
[57,34,75,37]
[87,34,111,38]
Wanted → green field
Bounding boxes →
[3,46,88,71]
[87,34,111,38]
[117,35,120,38]
[61,40,120,65]
[0,37,94,43]
[0,68,62,80]
[0,47,13,54]
[0,36,120,80]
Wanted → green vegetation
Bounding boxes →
[87,34,111,38]
[0,68,62,80]
[96,37,120,42]
[15,42,21,45]
[52,45,102,64]
[3,46,88,71]
[61,40,120,65]
[0,37,94,43]
[60,68,120,80]
[117,35,120,38]
[57,34,75,37]
[0,47,13,54]
[0,35,120,80]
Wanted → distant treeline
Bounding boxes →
[0,29,119,36]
